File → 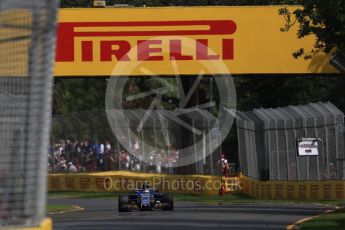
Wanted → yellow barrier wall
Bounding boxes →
[48,172,345,200]
[48,171,222,195]
[241,176,345,200]
[16,218,52,230]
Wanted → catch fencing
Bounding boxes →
[236,102,345,181]
[0,0,57,228]
[51,109,225,176]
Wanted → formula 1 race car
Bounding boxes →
[118,182,174,212]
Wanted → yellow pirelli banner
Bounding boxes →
[54,6,337,76]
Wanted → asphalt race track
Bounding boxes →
[48,197,333,230]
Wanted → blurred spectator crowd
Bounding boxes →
[48,139,180,174]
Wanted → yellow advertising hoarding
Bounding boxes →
[48,171,222,195]
[54,6,337,76]
[241,175,345,200]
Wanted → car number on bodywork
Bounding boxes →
[141,194,150,206]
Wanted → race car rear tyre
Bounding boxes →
[162,193,174,211]
[118,195,129,212]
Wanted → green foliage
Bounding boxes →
[234,75,345,112]
[53,78,107,114]
[279,0,345,59]
[60,0,92,8]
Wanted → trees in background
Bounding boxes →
[280,0,345,59]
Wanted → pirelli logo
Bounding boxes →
[55,20,237,63]
[53,7,331,76]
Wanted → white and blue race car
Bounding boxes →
[118,182,174,212]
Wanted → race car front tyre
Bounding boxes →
[162,193,174,211]
[118,195,129,212]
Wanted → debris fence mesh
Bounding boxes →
[0,0,58,227]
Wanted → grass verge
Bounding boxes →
[48,191,345,206]
[299,208,345,230]
[47,204,75,213]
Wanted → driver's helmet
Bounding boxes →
[142,181,151,190]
